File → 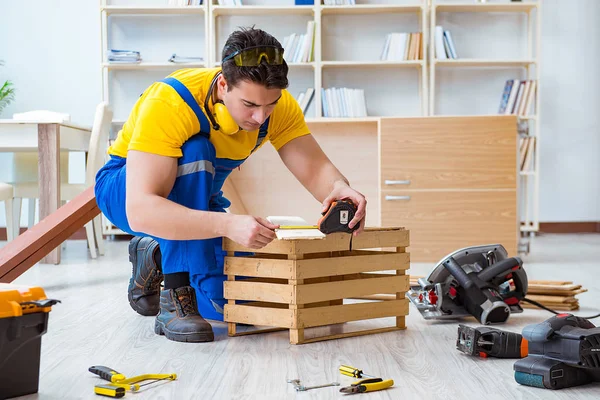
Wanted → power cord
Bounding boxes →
[522,297,600,320]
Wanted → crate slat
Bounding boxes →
[224,304,294,328]
[224,257,295,279]
[224,281,293,304]
[295,275,409,304]
[297,299,409,328]
[296,252,409,279]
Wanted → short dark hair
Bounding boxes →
[221,27,289,91]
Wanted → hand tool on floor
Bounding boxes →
[338,365,394,394]
[407,244,528,325]
[277,199,360,235]
[287,379,340,392]
[456,324,528,358]
[514,313,600,390]
[339,364,377,379]
[89,365,177,398]
[339,378,395,394]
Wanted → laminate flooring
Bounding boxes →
[4,233,600,399]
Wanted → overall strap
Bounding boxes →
[160,77,211,136]
[251,117,270,153]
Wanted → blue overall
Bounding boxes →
[94,77,269,321]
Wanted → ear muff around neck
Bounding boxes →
[212,102,239,135]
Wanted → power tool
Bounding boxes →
[456,324,528,359]
[407,244,528,325]
[514,314,600,390]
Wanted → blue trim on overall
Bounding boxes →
[95,77,269,321]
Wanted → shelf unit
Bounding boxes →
[99,0,540,239]
[428,0,541,238]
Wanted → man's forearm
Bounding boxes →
[127,194,233,240]
[308,162,350,203]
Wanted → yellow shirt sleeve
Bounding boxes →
[268,90,312,151]
[128,96,200,158]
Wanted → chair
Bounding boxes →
[10,103,113,257]
[0,183,16,242]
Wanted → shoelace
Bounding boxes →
[144,269,163,292]
[176,289,197,316]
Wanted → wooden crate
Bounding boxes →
[223,227,410,344]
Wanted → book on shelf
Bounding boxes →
[168,0,203,5]
[380,32,423,61]
[321,87,367,118]
[107,49,141,64]
[282,21,315,63]
[435,26,458,59]
[296,88,315,115]
[323,0,356,4]
[498,79,537,117]
[519,135,536,172]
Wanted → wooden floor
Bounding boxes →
[5,233,600,399]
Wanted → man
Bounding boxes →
[94,27,366,343]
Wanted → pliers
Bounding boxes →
[339,378,394,394]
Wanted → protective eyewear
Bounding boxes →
[222,45,284,66]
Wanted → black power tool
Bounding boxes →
[514,313,600,390]
[456,324,528,359]
[407,245,528,325]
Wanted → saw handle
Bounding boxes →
[89,366,126,383]
[477,257,522,282]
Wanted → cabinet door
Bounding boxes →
[382,190,518,262]
[380,116,517,190]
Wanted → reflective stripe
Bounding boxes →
[177,160,215,177]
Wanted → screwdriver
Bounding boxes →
[339,365,377,379]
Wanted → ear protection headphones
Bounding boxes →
[204,71,240,135]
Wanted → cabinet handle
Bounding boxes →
[385,195,411,201]
[385,180,411,185]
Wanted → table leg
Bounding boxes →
[38,123,61,264]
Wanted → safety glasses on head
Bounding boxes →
[222,45,284,67]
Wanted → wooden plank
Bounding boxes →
[0,186,98,282]
[224,281,294,304]
[38,123,61,264]
[224,304,294,328]
[298,326,403,345]
[296,252,409,279]
[295,275,409,304]
[222,228,409,255]
[0,206,99,283]
[296,299,409,328]
[228,327,288,337]
[224,257,295,279]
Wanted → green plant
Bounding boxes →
[0,60,15,115]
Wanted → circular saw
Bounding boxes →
[407,244,528,325]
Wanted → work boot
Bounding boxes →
[128,236,163,316]
[154,286,215,343]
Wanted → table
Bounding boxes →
[0,120,91,264]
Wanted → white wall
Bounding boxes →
[0,0,598,227]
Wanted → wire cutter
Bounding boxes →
[339,378,394,394]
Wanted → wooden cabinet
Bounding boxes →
[379,115,519,262]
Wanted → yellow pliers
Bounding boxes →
[339,378,394,394]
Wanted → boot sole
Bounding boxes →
[154,320,215,343]
[128,237,160,317]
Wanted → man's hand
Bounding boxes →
[225,215,280,249]
[321,181,367,236]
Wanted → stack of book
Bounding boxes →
[296,88,315,115]
[321,87,367,118]
[434,26,458,59]
[380,32,423,61]
[498,79,537,117]
[107,49,141,64]
[282,21,316,63]
[216,0,241,5]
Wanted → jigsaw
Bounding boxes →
[407,244,528,325]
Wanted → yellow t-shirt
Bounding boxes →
[108,67,311,160]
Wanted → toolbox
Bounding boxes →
[0,284,59,399]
